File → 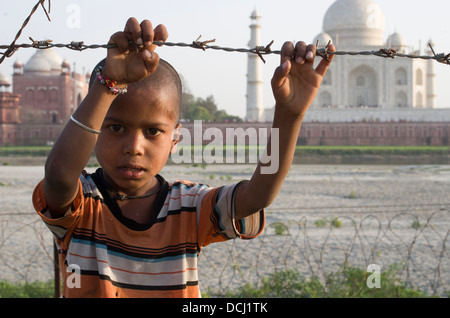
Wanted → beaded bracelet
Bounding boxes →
[95,66,128,95]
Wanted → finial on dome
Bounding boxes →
[250,8,261,20]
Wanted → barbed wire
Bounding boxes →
[1,37,450,66]
[0,0,449,67]
[0,0,51,65]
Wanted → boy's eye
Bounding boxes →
[109,125,124,133]
[146,128,162,136]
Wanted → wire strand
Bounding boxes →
[1,38,449,66]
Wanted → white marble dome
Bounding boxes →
[323,0,385,47]
[24,49,64,74]
[387,32,407,52]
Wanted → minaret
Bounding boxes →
[426,39,437,108]
[246,9,264,122]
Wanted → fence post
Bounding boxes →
[53,241,60,298]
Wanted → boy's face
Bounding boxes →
[94,85,180,195]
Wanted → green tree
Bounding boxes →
[179,75,243,122]
[214,110,243,123]
[190,106,212,121]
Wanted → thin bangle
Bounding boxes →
[70,115,101,134]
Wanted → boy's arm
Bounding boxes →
[43,18,168,218]
[234,41,335,220]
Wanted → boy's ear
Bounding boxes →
[171,126,181,140]
[170,123,182,154]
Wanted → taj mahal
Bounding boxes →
[246,0,450,123]
[1,0,449,147]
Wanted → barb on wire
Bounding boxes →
[0,0,51,64]
[428,43,450,66]
[192,35,216,51]
[315,40,333,61]
[29,37,52,48]
[378,48,397,59]
[254,40,274,63]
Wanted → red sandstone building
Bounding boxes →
[180,121,449,147]
[0,49,89,145]
[0,73,21,146]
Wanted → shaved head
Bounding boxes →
[89,58,182,120]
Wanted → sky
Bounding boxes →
[0,0,449,118]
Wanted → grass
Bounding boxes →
[0,146,52,157]
[2,264,445,298]
[219,265,438,298]
[294,145,450,156]
[0,280,54,298]
[1,145,449,157]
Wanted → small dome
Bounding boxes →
[62,59,70,68]
[313,32,333,47]
[387,32,406,51]
[13,59,23,68]
[24,49,63,74]
[0,72,11,86]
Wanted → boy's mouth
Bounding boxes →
[118,165,146,178]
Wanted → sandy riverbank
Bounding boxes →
[0,164,449,296]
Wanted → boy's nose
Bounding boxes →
[124,131,145,156]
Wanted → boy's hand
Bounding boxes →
[271,41,335,119]
[104,17,168,85]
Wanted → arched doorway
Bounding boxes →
[348,65,378,107]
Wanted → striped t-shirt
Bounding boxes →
[32,169,264,298]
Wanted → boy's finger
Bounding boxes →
[280,41,294,65]
[140,19,154,49]
[108,32,130,55]
[304,44,316,65]
[143,51,160,74]
[271,59,291,90]
[294,41,307,64]
[124,17,143,47]
[154,24,169,46]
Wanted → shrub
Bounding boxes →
[314,219,327,228]
[330,217,343,228]
[269,222,289,236]
[314,217,342,228]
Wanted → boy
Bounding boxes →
[33,18,334,297]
